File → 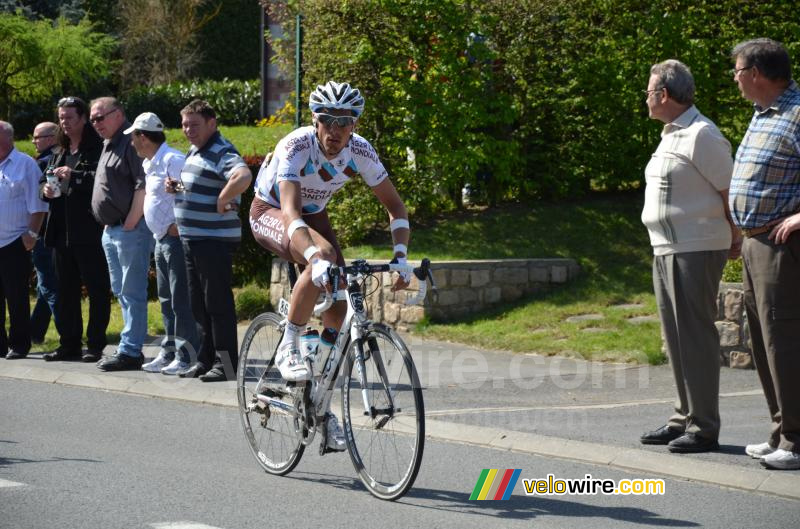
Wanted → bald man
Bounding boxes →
[32,122,58,171]
[29,121,60,343]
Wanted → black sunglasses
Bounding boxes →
[90,108,119,124]
[316,113,357,128]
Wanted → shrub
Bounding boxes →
[235,284,271,321]
[265,0,800,222]
[722,258,743,283]
[123,79,261,126]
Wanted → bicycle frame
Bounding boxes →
[256,259,432,441]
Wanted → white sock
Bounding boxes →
[279,321,303,351]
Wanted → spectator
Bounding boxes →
[89,97,153,371]
[172,100,252,382]
[729,38,800,471]
[29,121,59,344]
[32,122,58,170]
[126,112,200,375]
[638,60,738,454]
[41,97,111,363]
[0,121,48,359]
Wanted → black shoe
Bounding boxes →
[96,352,144,371]
[199,367,227,382]
[640,425,683,445]
[81,349,103,363]
[668,433,719,453]
[43,348,81,362]
[5,350,28,360]
[178,363,207,378]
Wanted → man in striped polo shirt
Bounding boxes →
[172,100,252,382]
[729,38,800,470]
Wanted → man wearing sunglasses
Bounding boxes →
[249,81,410,452]
[89,97,153,372]
[29,121,60,344]
[639,60,737,454]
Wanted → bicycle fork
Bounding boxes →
[356,336,397,429]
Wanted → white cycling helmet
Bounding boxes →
[309,81,365,117]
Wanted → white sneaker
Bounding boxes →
[275,343,310,381]
[745,442,776,459]
[761,449,800,470]
[325,413,347,452]
[161,358,189,375]
[142,351,172,373]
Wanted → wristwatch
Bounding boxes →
[27,229,39,240]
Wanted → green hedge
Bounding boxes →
[122,79,261,127]
[266,0,800,243]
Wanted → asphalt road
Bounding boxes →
[2,378,798,529]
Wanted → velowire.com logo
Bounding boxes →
[469,469,522,500]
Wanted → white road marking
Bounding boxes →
[425,389,764,417]
[0,478,25,488]
[150,521,227,529]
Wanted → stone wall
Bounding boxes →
[716,282,752,369]
[270,258,580,331]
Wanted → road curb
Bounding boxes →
[2,362,798,501]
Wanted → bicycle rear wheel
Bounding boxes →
[341,323,425,500]
[237,312,304,475]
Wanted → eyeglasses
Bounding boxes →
[731,65,753,77]
[58,97,77,107]
[90,108,119,124]
[316,113,357,128]
[643,88,664,98]
[32,135,54,141]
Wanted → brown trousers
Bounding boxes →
[653,250,727,440]
[742,231,800,452]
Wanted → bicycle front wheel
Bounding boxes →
[341,323,425,500]
[237,312,304,475]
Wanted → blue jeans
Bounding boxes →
[101,219,154,357]
[30,238,58,341]
[155,234,201,363]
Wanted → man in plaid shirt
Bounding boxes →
[729,38,800,470]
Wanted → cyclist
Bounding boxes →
[249,81,411,450]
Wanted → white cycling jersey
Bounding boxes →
[254,126,388,214]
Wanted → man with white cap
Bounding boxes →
[126,112,200,375]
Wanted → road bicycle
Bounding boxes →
[237,258,435,500]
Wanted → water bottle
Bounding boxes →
[299,327,320,364]
[46,168,61,198]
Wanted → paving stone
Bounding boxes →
[626,315,660,324]
[565,313,604,323]
[610,303,644,310]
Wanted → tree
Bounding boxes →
[0,0,85,22]
[117,0,221,90]
[0,12,116,120]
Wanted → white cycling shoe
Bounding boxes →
[325,413,347,452]
[276,343,310,381]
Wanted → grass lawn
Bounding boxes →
[346,192,673,365]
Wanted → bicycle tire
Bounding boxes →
[341,323,425,500]
[237,312,305,475]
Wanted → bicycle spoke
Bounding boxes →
[342,324,424,500]
[237,313,304,475]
